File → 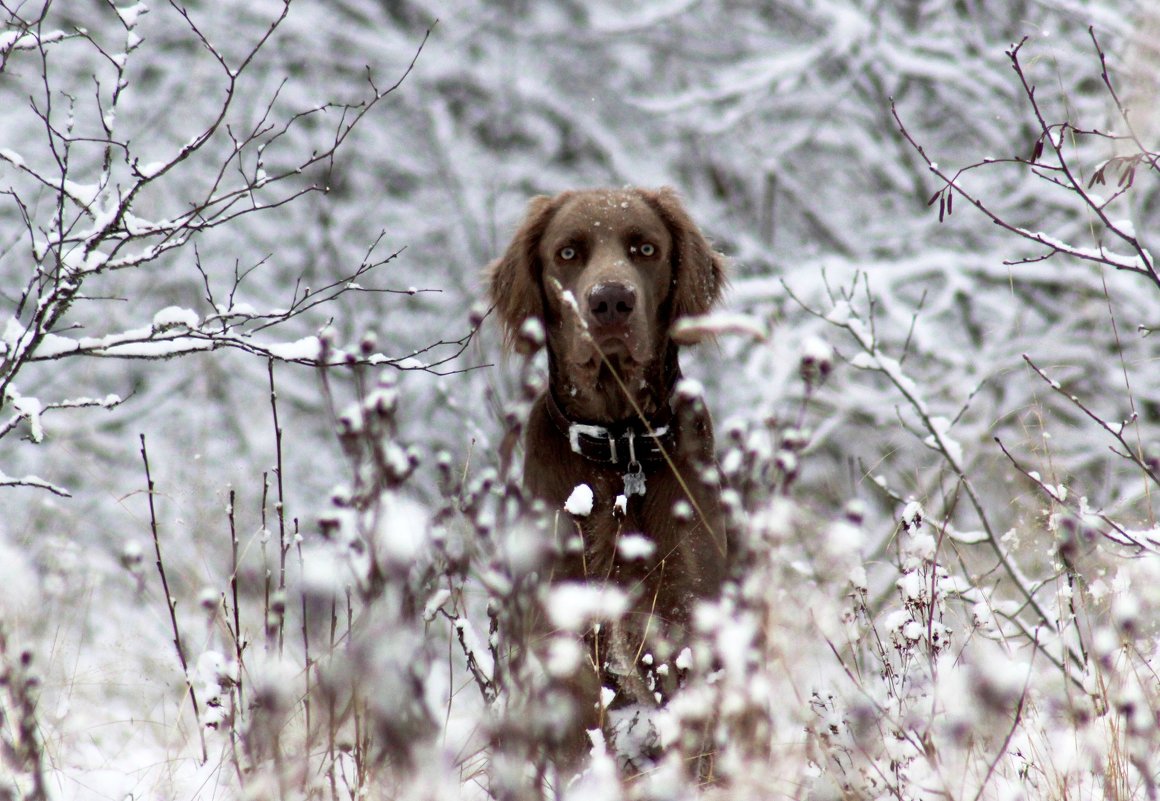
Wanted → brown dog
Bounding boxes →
[487,186,728,712]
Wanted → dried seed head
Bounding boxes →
[517,318,545,353]
[198,587,219,612]
[360,331,379,356]
[799,336,834,387]
[468,302,488,328]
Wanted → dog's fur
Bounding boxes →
[487,188,728,644]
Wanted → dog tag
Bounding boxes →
[623,462,646,497]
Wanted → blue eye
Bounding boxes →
[639,243,656,257]
[559,246,577,261]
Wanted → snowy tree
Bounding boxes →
[2,0,1158,798]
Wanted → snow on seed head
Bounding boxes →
[545,637,582,677]
[198,587,219,613]
[675,377,705,401]
[617,533,655,561]
[564,483,594,516]
[359,330,378,355]
[799,335,834,386]
[547,583,628,631]
[901,499,924,531]
[517,317,545,352]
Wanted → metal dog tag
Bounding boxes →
[623,462,646,497]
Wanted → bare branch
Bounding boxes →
[890,33,1159,290]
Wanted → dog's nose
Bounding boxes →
[587,283,636,326]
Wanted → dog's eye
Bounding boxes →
[558,246,578,261]
[639,243,656,257]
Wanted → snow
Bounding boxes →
[1112,218,1136,239]
[901,500,924,531]
[136,160,167,179]
[422,588,452,621]
[800,335,833,367]
[674,377,704,400]
[373,492,429,563]
[264,336,323,361]
[922,415,962,469]
[547,583,629,631]
[671,311,768,343]
[151,306,199,330]
[564,483,594,516]
[613,494,628,515]
[545,637,583,677]
[454,616,495,678]
[115,2,148,27]
[0,525,37,616]
[9,391,45,442]
[2,1,1156,796]
[616,533,655,560]
[518,317,545,348]
[568,421,608,454]
[825,520,863,557]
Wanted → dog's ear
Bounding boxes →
[485,194,558,353]
[645,187,727,320]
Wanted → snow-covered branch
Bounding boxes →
[784,274,1086,680]
[893,31,1158,288]
[0,3,461,493]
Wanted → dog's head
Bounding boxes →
[486,187,726,406]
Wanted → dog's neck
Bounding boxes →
[546,342,680,427]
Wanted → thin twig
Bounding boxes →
[140,433,208,763]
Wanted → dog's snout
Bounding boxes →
[588,282,636,326]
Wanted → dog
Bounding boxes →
[486,186,728,750]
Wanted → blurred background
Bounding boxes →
[0,0,1156,794]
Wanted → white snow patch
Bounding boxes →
[265,336,323,361]
[616,533,655,560]
[116,3,149,27]
[825,520,863,558]
[825,300,852,325]
[422,588,452,621]
[1112,219,1136,239]
[298,545,351,599]
[568,422,607,455]
[373,493,429,564]
[137,160,167,179]
[152,306,199,330]
[901,500,924,531]
[598,686,617,710]
[8,391,44,442]
[219,302,257,318]
[671,311,767,343]
[518,317,545,347]
[454,616,494,678]
[545,637,582,677]
[674,377,705,400]
[848,564,868,590]
[801,334,833,364]
[564,483,594,516]
[547,583,628,631]
[923,415,963,470]
[0,523,37,618]
[613,494,628,515]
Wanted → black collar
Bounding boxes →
[545,390,675,467]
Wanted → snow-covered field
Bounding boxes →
[1,1,1158,798]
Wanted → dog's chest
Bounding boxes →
[562,465,679,576]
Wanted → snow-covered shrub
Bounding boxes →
[3,1,1159,799]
